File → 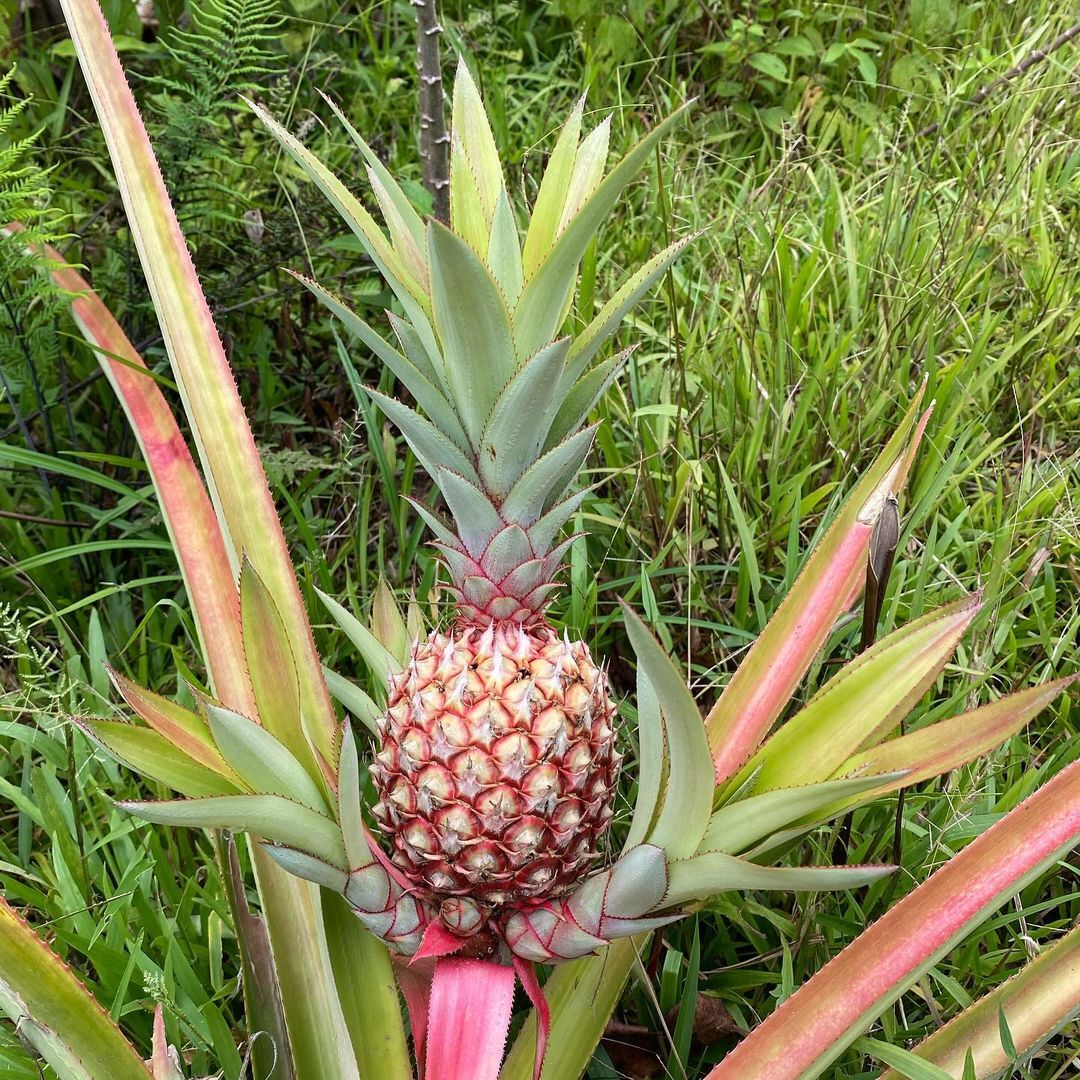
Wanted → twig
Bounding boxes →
[898,20,1080,151]
[0,509,90,528]
[412,0,450,223]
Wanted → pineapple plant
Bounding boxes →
[39,8,1077,1077]
[242,65,698,957]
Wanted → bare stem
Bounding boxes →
[899,20,1080,150]
[412,0,450,223]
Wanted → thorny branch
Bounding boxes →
[412,0,450,223]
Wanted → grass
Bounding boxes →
[1,0,1079,1076]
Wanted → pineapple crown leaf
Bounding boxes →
[253,76,693,612]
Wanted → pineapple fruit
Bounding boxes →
[246,64,694,950]
[373,623,619,922]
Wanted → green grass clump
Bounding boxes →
[0,1,1078,1075]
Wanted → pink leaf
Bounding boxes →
[707,389,931,784]
[394,954,435,1072]
[425,959,516,1080]
[707,743,1080,1079]
[413,921,469,962]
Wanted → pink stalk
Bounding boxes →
[424,959,517,1080]
[19,237,254,716]
[707,755,1080,1079]
[707,392,932,784]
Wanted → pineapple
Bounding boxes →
[246,63,692,953]
[372,622,619,922]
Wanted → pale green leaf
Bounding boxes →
[488,189,524,304]
[205,703,329,814]
[625,668,665,850]
[428,221,516,442]
[322,667,380,735]
[80,719,241,798]
[451,59,505,225]
[513,102,691,360]
[521,96,584,278]
[364,386,479,485]
[566,232,698,374]
[478,337,569,496]
[664,852,894,907]
[501,424,598,525]
[621,602,713,859]
[122,794,347,868]
[557,116,610,235]
[0,898,153,1080]
[699,773,907,855]
[316,588,401,686]
[291,272,469,451]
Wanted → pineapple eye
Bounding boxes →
[518,667,530,679]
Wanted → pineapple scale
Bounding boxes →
[371,622,620,927]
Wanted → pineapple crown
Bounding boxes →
[247,64,691,622]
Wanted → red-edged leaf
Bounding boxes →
[425,959,516,1080]
[513,957,551,1080]
[877,920,1080,1079]
[59,0,337,765]
[7,230,254,717]
[706,749,1080,1079]
[706,389,931,783]
[394,954,435,1071]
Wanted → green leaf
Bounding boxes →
[290,272,468,451]
[620,603,713,859]
[322,668,379,735]
[854,1037,958,1080]
[565,232,697,376]
[512,102,691,360]
[205,703,329,814]
[450,59,505,227]
[0,898,153,1080]
[434,468,503,557]
[337,725,373,870]
[488,189,524,304]
[477,337,570,497]
[557,116,610,234]
[315,588,401,687]
[748,52,789,81]
[316,89,426,251]
[262,846,349,893]
[239,559,327,795]
[364,386,480,485]
[322,892,412,1079]
[121,794,347,869]
[501,425,598,525]
[522,96,583,279]
[428,221,517,442]
[545,348,631,450]
[625,668,665,851]
[80,719,241,799]
[108,670,235,778]
[371,580,410,662]
[664,853,894,907]
[245,96,426,314]
[699,773,908,855]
